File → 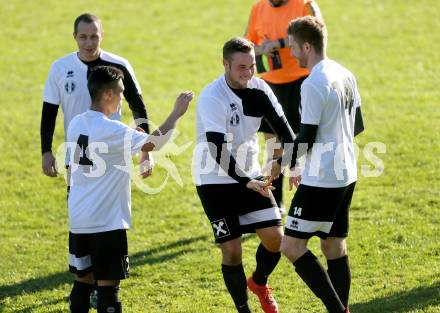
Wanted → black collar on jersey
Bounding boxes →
[228,85,248,99]
[80,57,103,67]
[269,0,287,7]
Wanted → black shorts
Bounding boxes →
[259,76,307,134]
[284,182,356,239]
[69,229,129,280]
[197,183,282,243]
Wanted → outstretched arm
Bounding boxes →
[141,91,194,152]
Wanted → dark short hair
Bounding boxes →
[74,13,102,34]
[223,37,254,62]
[287,16,326,54]
[87,66,124,102]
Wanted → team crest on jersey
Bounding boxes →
[229,103,238,111]
[66,70,74,78]
[211,218,230,238]
[230,112,240,126]
[64,81,76,94]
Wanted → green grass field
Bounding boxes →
[1,0,439,312]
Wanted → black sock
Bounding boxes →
[253,243,281,285]
[221,264,250,313]
[293,251,345,313]
[69,280,93,313]
[327,255,351,308]
[97,285,122,313]
[271,173,284,207]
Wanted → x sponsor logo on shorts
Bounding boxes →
[211,218,230,238]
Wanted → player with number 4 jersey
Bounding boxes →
[66,65,193,313]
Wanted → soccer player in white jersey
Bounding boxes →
[41,13,152,180]
[193,38,295,313]
[269,16,364,313]
[66,65,193,313]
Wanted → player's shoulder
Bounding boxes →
[199,76,227,102]
[249,76,272,96]
[100,50,131,68]
[97,114,128,131]
[67,110,87,135]
[253,0,270,10]
[307,60,335,85]
[249,76,267,89]
[50,52,77,71]
[90,112,131,135]
[318,59,353,77]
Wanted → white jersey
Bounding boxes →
[193,75,284,185]
[66,110,149,234]
[43,50,142,139]
[300,59,361,188]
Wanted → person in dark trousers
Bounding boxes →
[245,0,323,211]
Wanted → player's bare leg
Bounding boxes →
[220,238,251,313]
[322,237,351,310]
[281,236,346,313]
[247,226,283,313]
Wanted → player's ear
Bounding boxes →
[223,58,230,69]
[304,42,311,54]
[102,88,112,100]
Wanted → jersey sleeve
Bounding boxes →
[197,96,228,134]
[300,82,324,125]
[261,80,285,117]
[251,86,295,146]
[353,77,361,109]
[107,122,149,156]
[119,61,150,133]
[43,62,61,105]
[123,60,142,94]
[125,127,149,155]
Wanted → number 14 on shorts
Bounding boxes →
[292,206,302,216]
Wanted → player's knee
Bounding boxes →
[69,280,93,313]
[220,243,242,265]
[261,231,282,252]
[321,238,346,259]
[97,285,122,313]
[281,239,307,262]
[222,250,242,265]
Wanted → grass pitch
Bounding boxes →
[0,0,439,312]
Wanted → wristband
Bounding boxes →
[278,38,285,48]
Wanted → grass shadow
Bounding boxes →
[130,235,208,267]
[0,235,208,303]
[351,281,440,313]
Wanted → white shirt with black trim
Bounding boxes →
[193,75,284,185]
[66,110,149,234]
[300,59,361,188]
[43,50,142,139]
